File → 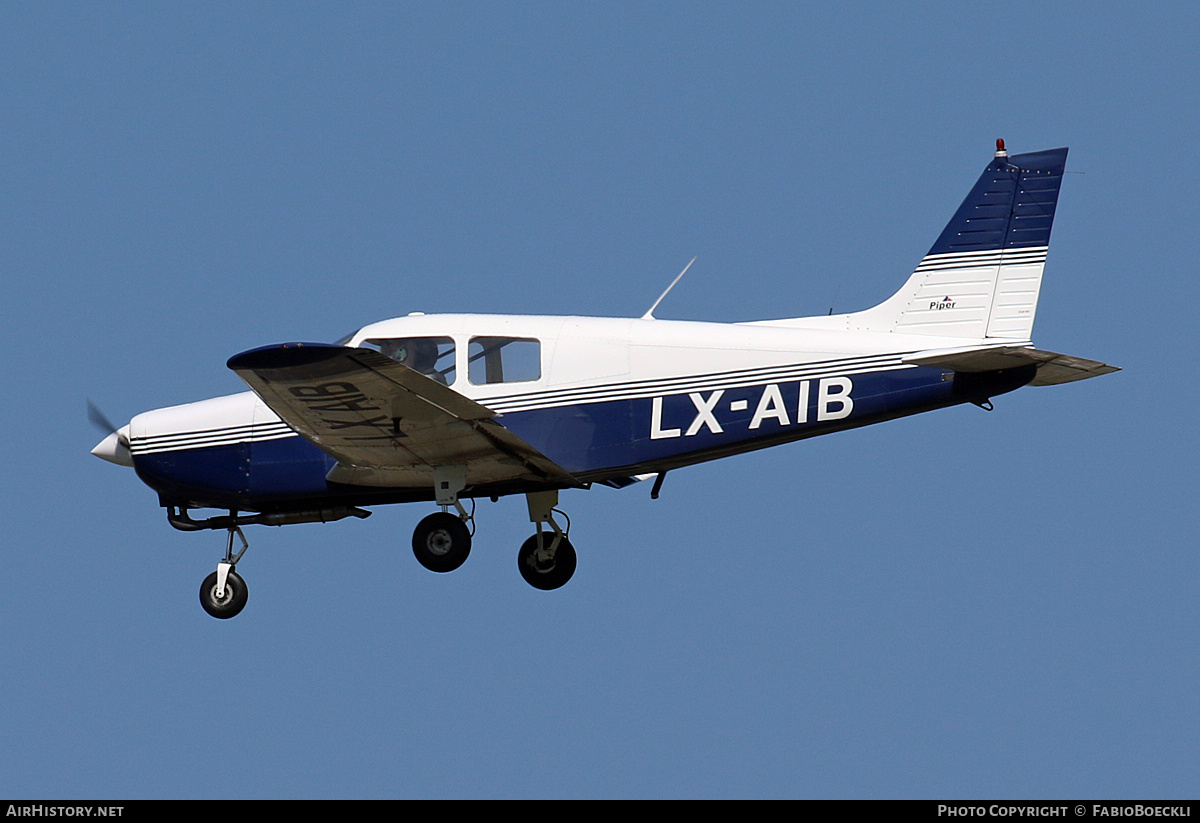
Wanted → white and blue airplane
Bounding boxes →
[92,140,1116,618]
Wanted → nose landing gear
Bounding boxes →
[199,525,249,619]
[168,505,370,620]
[200,566,248,619]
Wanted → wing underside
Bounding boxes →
[228,343,579,489]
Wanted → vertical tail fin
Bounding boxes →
[851,142,1068,340]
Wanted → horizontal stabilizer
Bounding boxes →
[903,345,1119,386]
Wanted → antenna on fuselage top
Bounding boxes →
[641,256,697,320]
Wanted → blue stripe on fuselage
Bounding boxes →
[500,364,952,474]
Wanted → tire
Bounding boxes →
[412,512,472,573]
[199,569,248,619]
[517,533,576,590]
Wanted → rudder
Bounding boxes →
[850,142,1068,340]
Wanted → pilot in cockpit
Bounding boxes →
[380,338,448,385]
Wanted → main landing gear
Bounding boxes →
[412,511,472,572]
[517,490,576,591]
[408,483,577,591]
[411,467,474,573]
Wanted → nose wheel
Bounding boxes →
[200,565,248,619]
[199,524,250,619]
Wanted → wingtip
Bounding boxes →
[227,342,351,371]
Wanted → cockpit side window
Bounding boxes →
[468,337,541,385]
[362,336,456,385]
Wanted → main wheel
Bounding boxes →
[199,569,248,619]
[412,512,472,573]
[517,533,577,590]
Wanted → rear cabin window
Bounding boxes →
[362,336,456,385]
[468,337,541,385]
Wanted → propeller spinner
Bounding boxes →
[88,400,133,467]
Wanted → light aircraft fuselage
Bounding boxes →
[123,314,1018,510]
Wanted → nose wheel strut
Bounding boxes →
[199,522,250,619]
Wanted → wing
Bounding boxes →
[903,345,1119,386]
[228,343,580,489]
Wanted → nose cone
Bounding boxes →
[92,426,133,467]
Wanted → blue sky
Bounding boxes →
[2,3,1197,798]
